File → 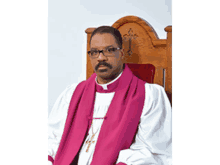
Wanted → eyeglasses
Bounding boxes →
[88,47,121,58]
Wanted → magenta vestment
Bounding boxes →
[50,64,145,165]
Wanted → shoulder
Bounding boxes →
[63,83,78,100]
[141,83,171,119]
[144,83,165,101]
[144,83,171,108]
[59,81,86,103]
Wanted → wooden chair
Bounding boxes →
[85,15,172,105]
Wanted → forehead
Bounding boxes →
[90,33,118,48]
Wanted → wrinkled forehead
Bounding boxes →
[90,33,118,49]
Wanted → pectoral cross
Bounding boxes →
[85,134,96,152]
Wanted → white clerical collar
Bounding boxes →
[95,71,123,90]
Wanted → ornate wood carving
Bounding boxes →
[123,28,138,56]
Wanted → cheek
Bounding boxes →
[110,58,121,69]
[90,59,96,67]
[90,60,97,71]
[114,55,123,64]
[114,53,123,63]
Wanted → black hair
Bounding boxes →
[90,26,122,49]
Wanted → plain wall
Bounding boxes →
[48,0,172,115]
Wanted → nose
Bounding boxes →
[97,51,107,61]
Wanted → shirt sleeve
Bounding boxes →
[116,83,172,165]
[48,83,77,161]
[48,161,53,165]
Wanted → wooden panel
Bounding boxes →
[165,26,172,92]
[154,66,164,87]
[86,31,95,79]
[112,15,159,41]
[164,26,172,105]
[152,39,167,47]
[118,23,158,63]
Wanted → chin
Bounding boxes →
[96,70,111,78]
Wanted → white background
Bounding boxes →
[0,0,220,165]
[48,0,172,115]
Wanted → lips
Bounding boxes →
[98,65,106,68]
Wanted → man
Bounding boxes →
[48,26,172,165]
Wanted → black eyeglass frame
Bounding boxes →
[88,47,121,58]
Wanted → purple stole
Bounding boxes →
[52,64,145,165]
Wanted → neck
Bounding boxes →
[97,70,122,84]
[97,65,124,84]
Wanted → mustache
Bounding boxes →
[95,61,112,71]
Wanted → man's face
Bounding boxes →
[90,33,124,83]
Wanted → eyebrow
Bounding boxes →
[90,45,114,50]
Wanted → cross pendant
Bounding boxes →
[85,134,95,152]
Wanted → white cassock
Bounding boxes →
[48,73,172,165]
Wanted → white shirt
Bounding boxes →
[48,76,172,165]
